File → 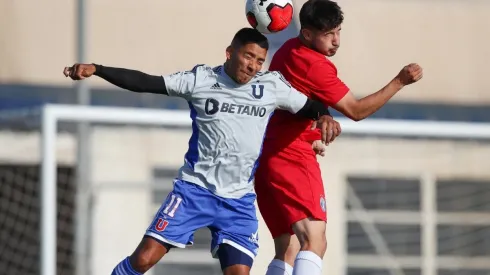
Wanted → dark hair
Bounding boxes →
[231,28,269,50]
[299,0,344,32]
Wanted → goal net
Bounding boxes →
[0,164,75,275]
[1,104,490,275]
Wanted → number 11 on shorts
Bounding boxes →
[163,194,182,217]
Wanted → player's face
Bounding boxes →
[226,43,267,84]
[302,26,341,57]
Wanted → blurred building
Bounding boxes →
[1,1,490,275]
[1,0,490,121]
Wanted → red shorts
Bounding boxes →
[254,149,327,238]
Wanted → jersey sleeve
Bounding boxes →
[307,60,350,105]
[273,72,308,113]
[162,65,199,98]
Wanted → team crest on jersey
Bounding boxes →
[251,84,264,99]
[320,196,326,212]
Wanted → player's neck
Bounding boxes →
[223,62,240,85]
[298,34,312,48]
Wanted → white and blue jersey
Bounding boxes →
[164,64,307,199]
[145,64,308,261]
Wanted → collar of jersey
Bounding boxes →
[294,37,331,60]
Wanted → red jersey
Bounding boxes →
[263,38,349,158]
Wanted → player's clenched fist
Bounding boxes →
[63,63,96,80]
[396,63,423,86]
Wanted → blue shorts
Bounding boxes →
[145,179,259,261]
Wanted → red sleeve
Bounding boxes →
[306,60,349,106]
[302,61,349,143]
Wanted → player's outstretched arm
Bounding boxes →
[334,63,423,121]
[63,63,168,94]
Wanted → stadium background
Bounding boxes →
[1,0,490,275]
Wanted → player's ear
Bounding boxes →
[225,46,233,60]
[301,28,313,43]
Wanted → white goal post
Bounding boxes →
[40,103,490,275]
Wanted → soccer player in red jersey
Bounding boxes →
[254,1,424,275]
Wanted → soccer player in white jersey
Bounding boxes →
[63,28,341,275]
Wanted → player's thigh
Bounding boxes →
[223,265,250,275]
[129,236,170,270]
[145,179,217,249]
[211,193,259,270]
[292,217,327,255]
[218,244,252,275]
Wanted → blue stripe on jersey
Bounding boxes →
[248,111,274,182]
[184,102,199,169]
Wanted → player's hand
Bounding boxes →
[63,63,96,80]
[312,140,326,157]
[395,63,423,86]
[311,115,342,145]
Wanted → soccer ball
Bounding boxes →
[246,0,294,34]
